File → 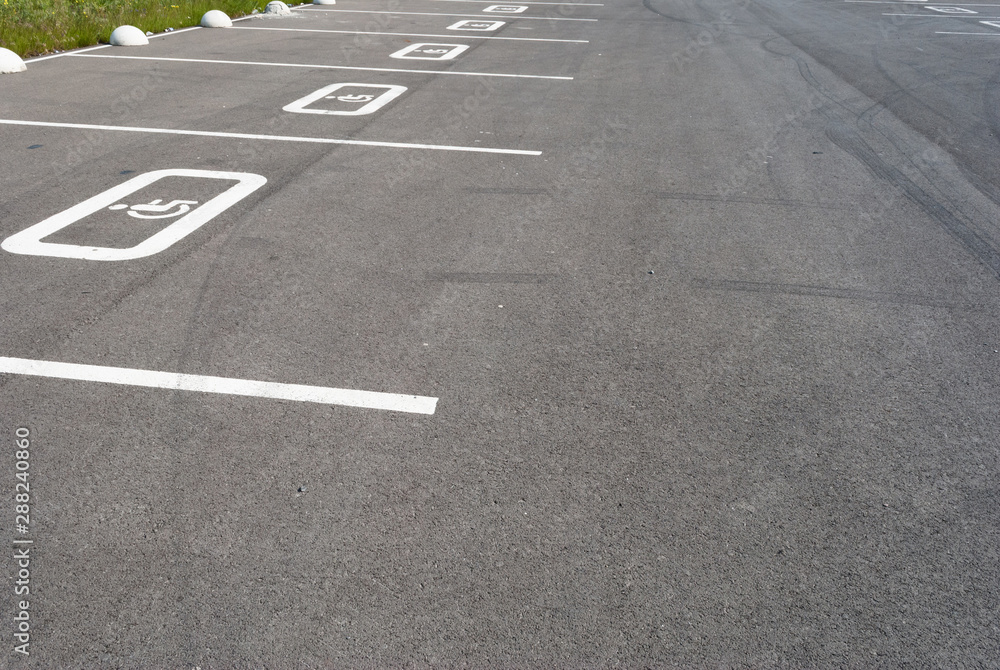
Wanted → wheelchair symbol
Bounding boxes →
[330,94,376,103]
[108,199,199,220]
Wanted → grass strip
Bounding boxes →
[0,0,266,58]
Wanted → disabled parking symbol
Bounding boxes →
[283,83,407,116]
[447,20,506,31]
[390,43,470,60]
[1,169,266,261]
[483,5,528,13]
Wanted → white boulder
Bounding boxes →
[200,10,233,28]
[201,9,233,28]
[0,47,26,74]
[264,1,292,14]
[109,25,149,46]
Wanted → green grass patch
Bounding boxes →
[0,0,266,58]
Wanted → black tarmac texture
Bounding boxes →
[1,0,999,666]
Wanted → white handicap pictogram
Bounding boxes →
[108,199,199,219]
[330,94,376,103]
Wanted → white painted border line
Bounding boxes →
[0,119,543,156]
[70,53,573,80]
[0,357,438,414]
[295,8,598,20]
[27,43,111,64]
[232,25,589,43]
[23,11,269,63]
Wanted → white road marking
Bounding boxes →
[390,43,470,59]
[936,27,1000,30]
[25,16,253,63]
[27,43,111,63]
[284,83,407,116]
[483,4,530,12]
[447,19,506,30]
[0,119,543,155]
[295,7,597,19]
[230,25,588,42]
[2,169,266,261]
[981,18,1000,24]
[69,53,572,79]
[927,5,979,10]
[0,357,439,415]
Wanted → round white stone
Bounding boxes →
[264,1,292,14]
[200,10,233,28]
[109,25,149,46]
[0,47,26,75]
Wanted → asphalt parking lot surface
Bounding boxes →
[1,0,999,666]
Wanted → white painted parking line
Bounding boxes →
[231,25,589,43]
[296,8,597,20]
[284,83,407,116]
[447,19,506,30]
[483,4,529,12]
[390,43,470,60]
[0,119,543,155]
[70,53,573,80]
[0,357,438,414]
[27,44,112,63]
[2,169,266,261]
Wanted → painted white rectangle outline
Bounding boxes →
[0,357,438,415]
[1,169,266,261]
[283,83,406,116]
[0,119,542,156]
[390,43,470,60]
[483,4,529,12]
[447,19,506,30]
